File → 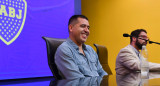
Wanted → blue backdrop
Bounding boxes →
[0,0,80,80]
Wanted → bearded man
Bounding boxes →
[116,29,160,74]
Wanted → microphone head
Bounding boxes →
[123,33,131,37]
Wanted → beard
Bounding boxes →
[135,39,143,49]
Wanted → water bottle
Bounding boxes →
[140,45,149,79]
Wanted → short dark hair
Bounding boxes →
[68,15,88,26]
[130,29,147,43]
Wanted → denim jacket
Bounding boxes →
[55,38,107,79]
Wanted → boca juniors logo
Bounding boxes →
[0,0,27,45]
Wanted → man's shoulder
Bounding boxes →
[119,45,133,54]
[120,45,132,51]
[59,41,69,47]
[117,45,135,59]
[85,44,94,51]
[57,41,71,52]
[85,44,92,48]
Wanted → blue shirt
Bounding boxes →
[129,45,140,59]
[55,38,107,79]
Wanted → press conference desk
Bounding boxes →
[1,72,160,86]
[50,72,160,86]
[52,72,160,86]
[109,72,160,86]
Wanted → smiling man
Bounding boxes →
[55,15,107,79]
[116,29,160,75]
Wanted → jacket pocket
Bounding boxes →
[90,57,98,71]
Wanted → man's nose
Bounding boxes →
[84,27,89,32]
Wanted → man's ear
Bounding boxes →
[68,24,73,32]
[132,37,137,42]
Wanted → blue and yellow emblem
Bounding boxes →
[0,0,27,45]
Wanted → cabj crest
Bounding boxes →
[0,0,27,45]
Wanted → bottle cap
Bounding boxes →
[142,45,146,49]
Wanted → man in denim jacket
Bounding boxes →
[55,15,107,79]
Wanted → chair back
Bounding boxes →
[42,37,66,80]
[93,44,112,75]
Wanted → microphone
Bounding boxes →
[123,33,160,45]
[149,40,160,45]
[123,33,131,37]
